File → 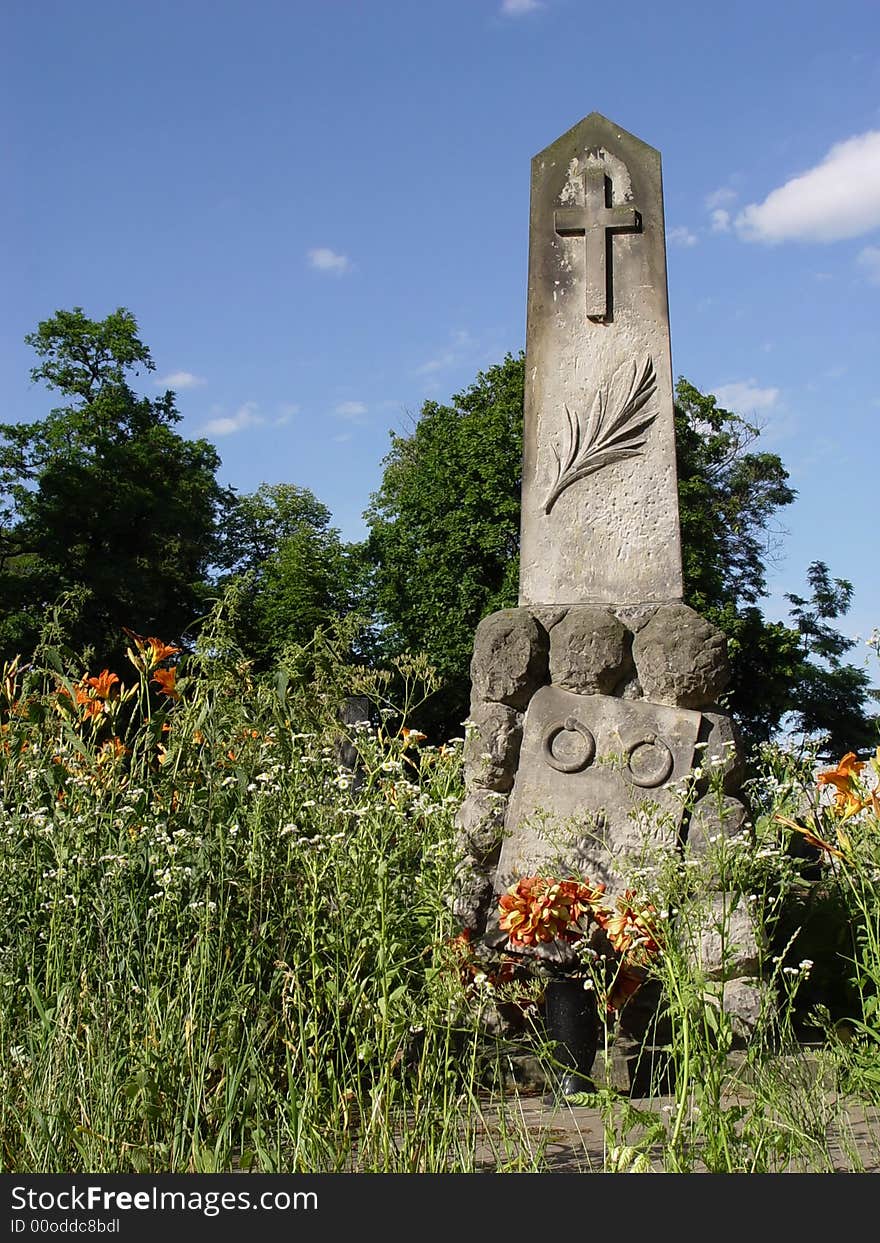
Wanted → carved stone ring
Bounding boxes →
[542,716,596,773]
[625,733,674,788]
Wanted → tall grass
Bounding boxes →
[562,740,880,1172]
[1,601,878,1172]
[0,606,535,1172]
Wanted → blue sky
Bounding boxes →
[3,0,879,662]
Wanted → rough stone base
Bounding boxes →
[453,600,770,1041]
[454,601,747,935]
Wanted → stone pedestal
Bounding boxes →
[454,601,747,933]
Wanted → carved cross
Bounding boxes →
[555,165,641,321]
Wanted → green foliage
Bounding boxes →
[673,379,795,611]
[0,604,498,1172]
[365,359,876,753]
[365,354,524,736]
[0,308,233,667]
[785,562,877,755]
[214,482,368,668]
[2,610,880,1172]
[675,386,876,755]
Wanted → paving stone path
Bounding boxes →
[471,1081,880,1173]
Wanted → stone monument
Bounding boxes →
[454,115,759,1027]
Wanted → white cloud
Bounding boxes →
[416,328,476,375]
[857,244,880,283]
[705,187,737,210]
[156,371,206,389]
[710,209,731,233]
[711,380,779,412]
[333,433,353,443]
[500,0,541,14]
[667,226,698,247]
[334,400,368,418]
[277,402,300,419]
[417,351,457,375]
[307,247,351,274]
[201,401,264,437]
[735,130,880,243]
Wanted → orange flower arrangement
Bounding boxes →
[493,874,662,1015]
[601,889,662,965]
[498,876,607,947]
[499,875,662,963]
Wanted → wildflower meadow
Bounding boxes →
[1,600,879,1173]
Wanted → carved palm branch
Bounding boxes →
[544,356,658,515]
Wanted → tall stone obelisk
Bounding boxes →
[453,115,747,939]
[520,113,683,606]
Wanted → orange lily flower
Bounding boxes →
[73,684,104,718]
[124,628,179,670]
[146,637,181,666]
[817,752,867,817]
[602,891,661,961]
[97,737,129,762]
[86,670,120,699]
[775,813,846,861]
[151,667,178,698]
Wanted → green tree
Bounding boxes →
[784,561,877,756]
[214,482,365,667]
[0,307,232,665]
[365,356,876,752]
[674,384,876,754]
[673,380,804,749]
[365,354,523,734]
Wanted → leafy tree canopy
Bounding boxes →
[0,307,233,666]
[365,355,876,754]
[365,354,523,734]
[785,561,877,755]
[214,482,366,669]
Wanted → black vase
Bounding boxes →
[543,978,599,1097]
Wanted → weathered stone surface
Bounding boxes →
[495,686,700,894]
[519,114,683,607]
[548,605,632,694]
[470,609,548,709]
[463,702,522,792]
[529,606,569,632]
[686,895,762,980]
[685,793,748,859]
[619,675,644,701]
[632,603,729,708]
[455,788,508,858]
[452,855,495,930]
[720,978,771,1039]
[613,604,659,633]
[334,695,371,785]
[700,711,746,793]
